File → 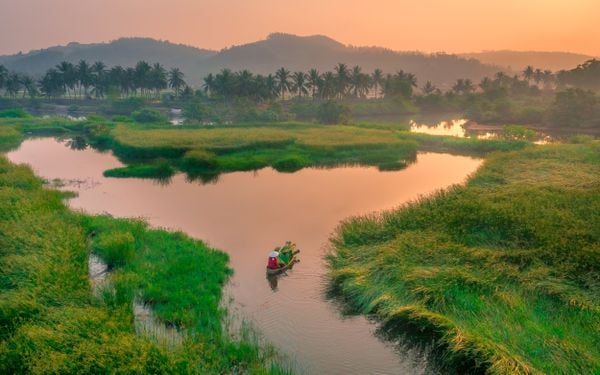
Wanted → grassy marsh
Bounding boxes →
[327,142,600,374]
[0,155,289,374]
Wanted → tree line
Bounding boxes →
[0,61,187,99]
[0,59,598,101]
[200,64,419,102]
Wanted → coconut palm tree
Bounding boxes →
[371,68,383,98]
[306,69,321,98]
[203,73,215,96]
[0,65,8,96]
[265,74,278,100]
[134,61,151,97]
[334,63,350,98]
[319,71,337,99]
[40,68,64,98]
[422,81,437,95]
[533,68,544,85]
[168,68,186,97]
[76,60,93,97]
[292,71,308,97]
[275,67,291,99]
[56,61,76,97]
[91,61,108,98]
[349,66,371,98]
[522,65,534,83]
[150,63,167,97]
[5,73,21,97]
[20,75,37,98]
[109,66,126,97]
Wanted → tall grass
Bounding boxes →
[328,142,600,374]
[0,156,289,374]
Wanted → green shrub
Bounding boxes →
[131,108,167,123]
[317,101,351,124]
[111,114,133,123]
[272,155,307,172]
[93,231,136,268]
[0,108,30,118]
[501,125,537,141]
[103,160,175,179]
[181,149,218,170]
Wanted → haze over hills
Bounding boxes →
[0,38,217,78]
[0,33,593,88]
[460,51,597,72]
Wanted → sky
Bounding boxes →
[1,0,599,56]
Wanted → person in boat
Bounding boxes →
[267,248,281,270]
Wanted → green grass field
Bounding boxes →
[328,142,600,374]
[0,156,288,374]
[0,116,532,179]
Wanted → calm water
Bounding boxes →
[8,138,482,374]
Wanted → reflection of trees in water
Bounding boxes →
[64,136,89,150]
[185,171,221,185]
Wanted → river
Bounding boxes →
[8,138,482,374]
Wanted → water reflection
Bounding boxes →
[410,119,468,137]
[8,138,482,375]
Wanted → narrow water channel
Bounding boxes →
[8,138,482,374]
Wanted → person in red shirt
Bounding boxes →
[267,249,280,269]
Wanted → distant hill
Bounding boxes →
[198,33,500,88]
[0,38,217,77]
[0,34,505,88]
[460,51,596,72]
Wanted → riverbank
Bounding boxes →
[0,155,288,373]
[328,141,600,373]
[0,115,527,181]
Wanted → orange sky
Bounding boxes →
[1,0,599,56]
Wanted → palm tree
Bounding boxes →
[56,61,76,97]
[452,78,474,94]
[5,73,21,97]
[203,73,215,96]
[150,63,167,97]
[20,75,37,98]
[236,69,254,97]
[371,68,383,98]
[40,68,64,98]
[134,61,151,97]
[109,66,126,97]
[533,68,544,85]
[76,60,93,97]
[124,67,136,96]
[265,74,278,100]
[275,67,291,99]
[91,61,107,98]
[522,65,534,83]
[541,70,555,89]
[306,69,321,98]
[334,63,350,98]
[0,65,8,96]
[292,71,308,97]
[168,68,185,97]
[349,66,371,98]
[214,69,234,99]
[422,81,437,95]
[319,71,337,99]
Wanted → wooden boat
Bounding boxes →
[266,252,299,275]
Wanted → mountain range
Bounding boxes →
[460,50,596,72]
[0,33,595,88]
